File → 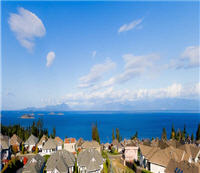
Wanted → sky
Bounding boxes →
[2,1,200,110]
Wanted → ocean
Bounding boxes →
[1,111,199,143]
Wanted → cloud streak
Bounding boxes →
[118,18,143,33]
[8,7,46,50]
[46,51,56,67]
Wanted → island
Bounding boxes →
[20,114,35,119]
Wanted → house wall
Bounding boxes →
[64,143,76,152]
[124,146,138,162]
[57,145,62,150]
[150,163,166,173]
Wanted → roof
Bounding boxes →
[178,144,200,160]
[24,134,38,146]
[37,135,48,146]
[46,150,75,172]
[1,135,10,150]
[22,154,45,173]
[10,134,22,146]
[54,137,63,145]
[42,138,57,150]
[82,140,100,149]
[165,159,200,173]
[64,138,76,144]
[77,148,103,171]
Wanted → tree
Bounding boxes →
[52,127,56,139]
[191,133,194,142]
[131,131,138,140]
[161,128,167,141]
[112,129,115,141]
[196,124,200,140]
[116,128,120,142]
[175,129,181,141]
[170,124,175,140]
[92,123,100,144]
[181,124,186,141]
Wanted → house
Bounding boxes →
[139,145,190,173]
[123,142,138,164]
[54,136,63,150]
[0,135,11,164]
[22,154,45,173]
[24,134,39,152]
[165,159,200,173]
[10,134,22,152]
[37,135,48,152]
[81,141,101,153]
[178,144,200,163]
[77,148,104,173]
[45,150,76,173]
[64,138,76,153]
[41,138,58,156]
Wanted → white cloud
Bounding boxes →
[118,18,143,33]
[46,51,56,67]
[169,46,200,69]
[62,83,200,107]
[8,7,46,50]
[78,58,116,88]
[92,51,97,58]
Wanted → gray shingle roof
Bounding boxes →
[24,134,38,146]
[42,138,57,150]
[0,135,10,150]
[77,148,103,171]
[46,150,75,172]
[23,154,45,173]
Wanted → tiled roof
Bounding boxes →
[37,135,48,146]
[0,135,10,150]
[82,141,100,149]
[42,138,57,150]
[54,137,63,144]
[178,144,200,160]
[46,150,75,172]
[64,138,76,144]
[24,134,38,145]
[10,134,22,146]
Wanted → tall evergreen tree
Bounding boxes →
[92,123,100,143]
[196,123,200,140]
[116,128,120,142]
[170,124,175,139]
[191,133,194,142]
[175,129,181,141]
[112,129,115,141]
[161,128,167,141]
[181,124,186,141]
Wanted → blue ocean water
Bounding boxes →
[1,111,199,143]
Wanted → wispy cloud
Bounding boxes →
[46,51,56,67]
[118,18,143,33]
[92,50,97,58]
[8,7,46,50]
[169,46,200,69]
[78,58,116,88]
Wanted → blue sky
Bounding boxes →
[2,1,200,110]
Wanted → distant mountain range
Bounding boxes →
[22,103,71,111]
[21,98,199,112]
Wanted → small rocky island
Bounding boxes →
[21,114,34,119]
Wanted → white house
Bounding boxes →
[41,138,58,156]
[24,134,39,152]
[64,138,76,153]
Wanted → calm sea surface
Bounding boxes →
[1,111,199,143]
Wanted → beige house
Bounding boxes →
[54,136,63,150]
[64,138,76,153]
[81,140,101,153]
[123,142,138,164]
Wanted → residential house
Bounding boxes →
[139,145,190,173]
[81,141,101,153]
[10,134,22,152]
[123,142,138,164]
[77,148,103,173]
[54,137,63,150]
[165,159,200,173]
[0,135,11,165]
[178,144,200,163]
[37,135,48,152]
[41,138,58,156]
[22,154,45,173]
[45,150,75,173]
[24,134,39,152]
[64,138,76,153]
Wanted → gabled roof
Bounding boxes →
[64,138,76,144]
[10,134,22,146]
[77,148,103,171]
[23,154,45,173]
[46,150,75,172]
[42,138,57,150]
[178,144,200,160]
[37,135,48,146]
[165,159,200,173]
[1,135,10,150]
[24,134,38,146]
[82,141,100,149]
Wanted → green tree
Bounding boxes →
[196,123,200,140]
[161,128,167,141]
[170,124,175,139]
[116,128,120,142]
[112,129,115,141]
[52,127,56,139]
[175,129,181,141]
[92,123,100,143]
[181,124,186,141]
[191,133,194,142]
